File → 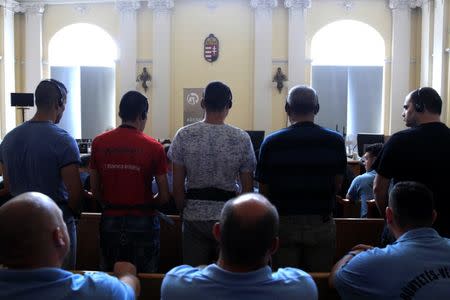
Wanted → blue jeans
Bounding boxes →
[100,215,160,273]
[60,205,77,270]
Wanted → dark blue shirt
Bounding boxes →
[256,122,346,215]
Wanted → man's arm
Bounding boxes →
[373,174,390,218]
[334,174,344,196]
[89,168,103,204]
[0,163,10,197]
[61,164,83,215]
[239,171,254,194]
[329,244,373,288]
[172,163,186,211]
[113,261,140,297]
[154,174,170,206]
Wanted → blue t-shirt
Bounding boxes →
[335,228,450,300]
[0,268,134,300]
[0,121,80,203]
[346,169,376,217]
[161,264,318,300]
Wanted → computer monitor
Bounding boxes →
[357,133,384,157]
[245,130,265,159]
[11,93,34,107]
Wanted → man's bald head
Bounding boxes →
[0,192,69,268]
[218,193,279,267]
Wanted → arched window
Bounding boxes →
[311,20,385,143]
[49,23,117,67]
[49,23,117,139]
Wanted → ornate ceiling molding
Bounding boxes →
[148,0,173,11]
[16,2,45,14]
[389,0,423,10]
[250,0,277,9]
[0,0,20,11]
[284,0,311,9]
[116,0,140,12]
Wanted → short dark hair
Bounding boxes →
[118,91,148,122]
[286,85,319,115]
[389,181,434,229]
[219,197,279,266]
[35,79,67,110]
[365,143,383,157]
[203,81,232,112]
[410,87,442,114]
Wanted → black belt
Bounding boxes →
[186,188,236,202]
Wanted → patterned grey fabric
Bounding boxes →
[168,121,256,220]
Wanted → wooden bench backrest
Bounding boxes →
[77,213,384,274]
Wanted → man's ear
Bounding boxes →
[212,222,221,242]
[53,227,66,248]
[200,98,205,109]
[386,207,394,226]
[431,209,438,225]
[269,237,279,256]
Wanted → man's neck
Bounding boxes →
[121,121,141,131]
[30,111,56,123]
[216,256,267,273]
[418,114,441,125]
[204,112,226,125]
[289,114,314,125]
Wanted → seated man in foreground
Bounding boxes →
[161,193,318,300]
[0,192,139,300]
[330,181,450,300]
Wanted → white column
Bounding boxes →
[0,0,17,136]
[116,1,140,98]
[251,0,277,133]
[420,0,432,86]
[284,0,310,88]
[431,0,447,103]
[148,0,173,140]
[388,0,418,134]
[21,3,44,121]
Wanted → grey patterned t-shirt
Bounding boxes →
[168,121,256,220]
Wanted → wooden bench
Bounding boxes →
[77,213,384,272]
[334,217,384,260]
[73,271,339,300]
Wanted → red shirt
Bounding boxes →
[90,126,167,216]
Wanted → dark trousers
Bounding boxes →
[100,215,160,273]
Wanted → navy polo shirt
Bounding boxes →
[255,121,346,215]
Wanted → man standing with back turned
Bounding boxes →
[373,87,450,238]
[90,91,169,273]
[256,85,347,272]
[0,79,82,269]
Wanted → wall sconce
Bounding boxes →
[136,67,152,93]
[273,67,287,93]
